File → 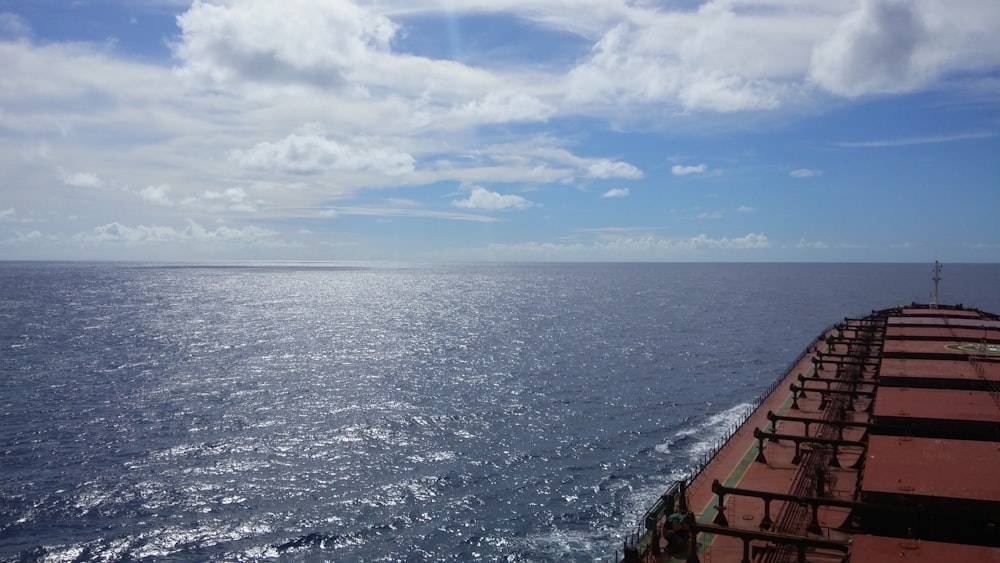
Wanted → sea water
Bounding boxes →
[2,262,998,562]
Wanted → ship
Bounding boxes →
[618,262,1000,562]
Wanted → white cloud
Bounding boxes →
[1,230,44,245]
[170,0,999,122]
[810,0,928,97]
[789,168,822,178]
[698,211,723,220]
[452,91,554,124]
[519,143,643,181]
[0,209,46,224]
[73,220,276,244]
[0,12,30,39]
[173,0,398,90]
[140,184,172,206]
[201,187,256,212]
[689,233,769,249]
[587,159,643,179]
[602,188,630,198]
[560,0,1000,113]
[62,172,102,188]
[836,132,996,148]
[737,205,755,213]
[810,0,1000,97]
[451,186,532,210]
[796,238,829,249]
[457,232,770,261]
[232,132,415,176]
[672,164,707,176]
[330,205,501,222]
[566,20,793,113]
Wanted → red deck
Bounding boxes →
[886,325,999,340]
[873,387,999,422]
[888,316,1000,329]
[882,338,1000,356]
[900,307,982,318]
[862,435,1000,502]
[621,304,1000,563]
[849,534,1000,563]
[879,357,998,382]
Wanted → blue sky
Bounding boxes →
[1,0,998,262]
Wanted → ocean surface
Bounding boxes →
[2,262,998,562]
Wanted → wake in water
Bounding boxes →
[656,402,755,474]
[605,402,756,560]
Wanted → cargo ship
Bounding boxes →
[618,262,1000,562]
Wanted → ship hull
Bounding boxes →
[622,303,1000,562]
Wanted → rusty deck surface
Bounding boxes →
[886,324,1000,340]
[873,387,999,422]
[900,307,983,318]
[621,304,1000,563]
[888,316,1000,328]
[883,338,1000,356]
[848,534,1000,563]
[862,435,1000,502]
[879,357,999,383]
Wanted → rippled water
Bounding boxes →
[2,262,998,562]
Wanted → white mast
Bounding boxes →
[930,260,942,308]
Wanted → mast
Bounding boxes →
[930,260,942,308]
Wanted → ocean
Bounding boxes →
[2,262,998,562]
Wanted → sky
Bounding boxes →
[1,0,998,262]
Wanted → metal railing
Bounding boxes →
[612,319,845,562]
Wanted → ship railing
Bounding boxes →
[612,316,876,562]
[683,321,839,486]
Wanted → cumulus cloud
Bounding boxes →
[562,1,1000,112]
[810,0,928,97]
[0,209,45,224]
[463,232,770,261]
[323,204,501,222]
[169,0,998,118]
[672,164,707,176]
[73,220,276,244]
[62,172,101,188]
[797,238,829,249]
[452,91,555,123]
[18,231,43,242]
[602,188,630,198]
[140,184,172,206]
[809,0,1000,98]
[789,168,822,178]
[566,20,792,112]
[232,132,415,176]
[451,186,532,210]
[0,12,30,39]
[689,233,769,249]
[1,230,44,245]
[588,159,643,179]
[173,0,398,90]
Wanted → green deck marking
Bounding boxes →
[694,363,815,554]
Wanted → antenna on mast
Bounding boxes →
[930,260,942,308]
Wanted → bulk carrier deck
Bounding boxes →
[620,265,1000,562]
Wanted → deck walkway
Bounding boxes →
[621,304,1000,563]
